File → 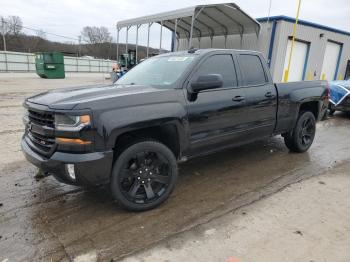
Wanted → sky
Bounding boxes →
[1,0,350,50]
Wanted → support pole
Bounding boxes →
[147,23,151,58]
[174,19,178,51]
[224,35,227,48]
[283,0,302,82]
[116,28,120,60]
[136,25,140,63]
[126,26,129,55]
[188,15,195,49]
[125,26,130,70]
[159,21,163,54]
[210,36,213,48]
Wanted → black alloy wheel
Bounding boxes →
[284,111,316,153]
[111,140,178,211]
[299,117,315,147]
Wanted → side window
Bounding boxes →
[239,54,267,86]
[192,54,238,88]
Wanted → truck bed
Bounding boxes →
[274,80,329,134]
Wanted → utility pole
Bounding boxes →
[266,0,272,24]
[78,35,81,57]
[1,17,7,51]
[1,17,8,72]
[283,0,302,82]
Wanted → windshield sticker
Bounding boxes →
[168,57,191,62]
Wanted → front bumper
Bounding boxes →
[21,136,113,186]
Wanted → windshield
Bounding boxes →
[116,55,195,88]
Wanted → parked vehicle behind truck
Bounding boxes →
[22,49,329,211]
[328,80,350,115]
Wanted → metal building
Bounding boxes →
[116,3,261,62]
[256,16,350,83]
[116,3,350,83]
[177,16,350,82]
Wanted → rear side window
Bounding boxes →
[192,54,237,88]
[239,54,267,86]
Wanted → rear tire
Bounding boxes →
[110,140,178,211]
[284,111,316,153]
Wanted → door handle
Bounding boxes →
[232,96,245,102]
[265,92,274,98]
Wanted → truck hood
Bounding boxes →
[26,84,168,110]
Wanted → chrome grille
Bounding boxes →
[28,109,55,128]
[26,109,56,157]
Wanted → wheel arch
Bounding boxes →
[298,101,320,119]
[112,120,186,161]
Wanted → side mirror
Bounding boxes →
[190,74,223,93]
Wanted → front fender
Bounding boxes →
[97,102,188,151]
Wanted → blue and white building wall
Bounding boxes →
[176,16,350,83]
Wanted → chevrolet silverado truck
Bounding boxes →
[22,49,329,211]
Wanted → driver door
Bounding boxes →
[185,53,249,155]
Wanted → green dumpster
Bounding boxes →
[35,52,65,79]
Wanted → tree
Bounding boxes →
[81,26,112,44]
[6,16,23,35]
[36,29,46,39]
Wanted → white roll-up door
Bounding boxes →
[321,41,342,80]
[282,39,309,82]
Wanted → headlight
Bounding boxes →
[55,114,91,131]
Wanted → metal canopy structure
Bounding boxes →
[115,3,261,64]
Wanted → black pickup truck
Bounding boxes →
[22,49,329,211]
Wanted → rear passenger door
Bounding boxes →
[185,53,248,155]
[237,53,277,137]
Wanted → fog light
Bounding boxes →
[65,164,76,181]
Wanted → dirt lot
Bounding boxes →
[122,162,350,262]
[0,73,350,262]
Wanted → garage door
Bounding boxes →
[321,41,342,80]
[282,39,309,82]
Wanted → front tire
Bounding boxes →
[110,140,178,211]
[284,111,316,153]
